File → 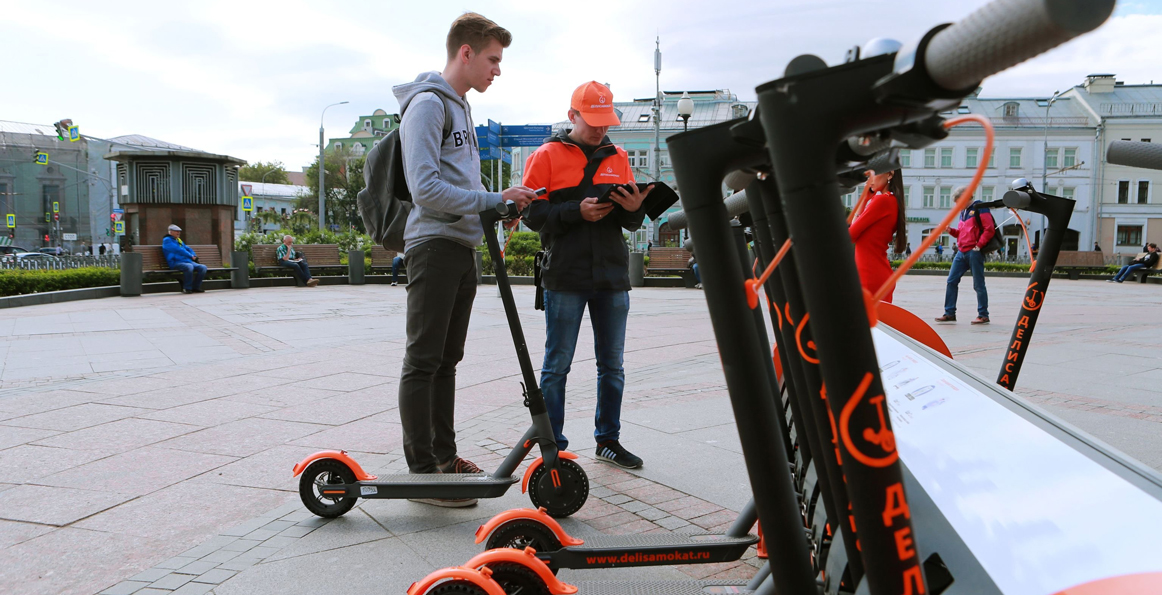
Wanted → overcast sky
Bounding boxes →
[2,1,1158,172]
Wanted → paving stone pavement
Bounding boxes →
[0,276,1158,594]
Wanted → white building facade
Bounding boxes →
[234,181,308,233]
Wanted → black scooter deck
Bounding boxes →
[565,581,752,595]
[332,474,519,500]
[548,533,758,569]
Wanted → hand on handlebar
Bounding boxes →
[580,197,614,222]
[502,186,538,212]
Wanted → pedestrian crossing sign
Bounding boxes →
[114,221,124,234]
[35,151,48,165]
[6,214,13,228]
[69,126,80,142]
[241,197,253,212]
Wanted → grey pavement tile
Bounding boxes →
[0,425,60,449]
[260,519,295,532]
[656,515,692,530]
[149,572,194,590]
[265,509,391,562]
[215,558,258,572]
[129,589,170,595]
[136,399,278,427]
[100,580,152,595]
[0,402,147,431]
[1,526,169,595]
[258,389,394,426]
[156,556,198,570]
[0,484,133,526]
[257,535,298,549]
[171,582,215,595]
[200,549,241,564]
[0,443,107,483]
[0,518,54,549]
[76,481,294,542]
[297,372,391,393]
[38,445,236,496]
[278,524,316,538]
[287,417,403,454]
[130,568,173,583]
[240,528,279,541]
[220,538,262,552]
[31,418,202,455]
[192,568,236,584]
[176,560,219,575]
[602,493,633,505]
[158,417,325,457]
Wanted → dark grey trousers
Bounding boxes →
[399,238,478,473]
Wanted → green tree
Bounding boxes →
[480,154,513,191]
[303,147,365,230]
[239,161,289,184]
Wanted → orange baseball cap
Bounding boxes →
[570,81,620,127]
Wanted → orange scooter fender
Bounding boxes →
[475,507,584,546]
[407,566,507,595]
[876,301,953,359]
[465,547,578,595]
[291,450,377,481]
[521,451,579,494]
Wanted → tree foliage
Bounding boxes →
[302,147,366,231]
[239,161,290,184]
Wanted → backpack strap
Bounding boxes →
[441,98,454,140]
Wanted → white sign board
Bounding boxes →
[62,233,77,241]
[873,328,1162,594]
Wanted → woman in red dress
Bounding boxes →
[849,169,907,303]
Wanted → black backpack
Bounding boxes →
[357,95,453,252]
[972,207,1003,255]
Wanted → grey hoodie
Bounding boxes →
[393,72,502,253]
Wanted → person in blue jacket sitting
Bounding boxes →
[162,224,206,293]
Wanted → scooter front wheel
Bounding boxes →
[483,562,551,595]
[299,459,358,518]
[425,580,491,595]
[527,459,588,518]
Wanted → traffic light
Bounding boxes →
[44,234,50,242]
[53,119,73,141]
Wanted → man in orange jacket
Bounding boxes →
[522,81,652,468]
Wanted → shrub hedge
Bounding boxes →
[0,268,120,297]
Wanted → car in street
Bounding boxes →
[37,247,65,255]
[0,246,30,256]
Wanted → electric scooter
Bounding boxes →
[293,200,589,518]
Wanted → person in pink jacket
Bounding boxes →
[935,190,997,325]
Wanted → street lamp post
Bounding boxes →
[677,91,693,132]
[652,38,662,185]
[1040,90,1062,244]
[319,101,349,232]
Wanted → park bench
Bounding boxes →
[1055,251,1106,280]
[251,244,346,283]
[135,245,235,288]
[647,247,696,286]
[369,245,407,283]
[1127,252,1162,283]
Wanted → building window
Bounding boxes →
[1118,180,1130,204]
[363,119,371,129]
[982,186,994,202]
[965,148,978,169]
[903,186,912,206]
[922,228,950,246]
[0,181,8,216]
[940,148,953,168]
[1063,148,1077,168]
[924,149,936,168]
[1139,180,1150,204]
[660,151,670,168]
[637,114,650,122]
[988,150,996,169]
[281,208,287,215]
[1003,102,1019,117]
[842,190,855,208]
[1116,225,1143,246]
[899,150,911,168]
[923,186,935,208]
[1009,147,1022,168]
[1061,187,1075,200]
[1045,148,1059,169]
[335,142,341,150]
[627,150,648,169]
[383,119,390,128]
[1143,138,1152,143]
[957,106,970,114]
[939,186,952,209]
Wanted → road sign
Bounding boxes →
[502,149,512,165]
[487,131,499,147]
[479,146,501,160]
[501,125,551,137]
[114,221,124,234]
[63,233,77,241]
[45,212,50,222]
[241,184,253,197]
[5,215,12,228]
[488,119,500,134]
[52,202,59,213]
[241,197,253,212]
[35,152,48,165]
[499,136,547,147]
[68,126,80,142]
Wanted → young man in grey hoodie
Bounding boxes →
[392,12,537,506]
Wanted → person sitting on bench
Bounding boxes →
[278,235,319,287]
[1110,243,1159,283]
[162,224,206,294]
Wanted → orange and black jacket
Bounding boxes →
[522,133,645,291]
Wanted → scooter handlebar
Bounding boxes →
[1108,140,1162,172]
[924,0,1114,92]
[668,190,750,231]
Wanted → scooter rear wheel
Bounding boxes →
[426,580,490,595]
[483,562,550,595]
[527,459,589,518]
[299,459,358,518]
[485,520,563,553]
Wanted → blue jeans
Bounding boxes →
[392,256,404,283]
[692,263,700,284]
[944,250,988,318]
[541,289,629,451]
[279,259,312,284]
[1114,263,1146,282]
[172,262,207,291]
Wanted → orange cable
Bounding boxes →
[871,114,995,304]
[1010,208,1035,272]
[745,239,792,309]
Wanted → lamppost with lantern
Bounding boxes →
[677,91,693,132]
[318,101,348,232]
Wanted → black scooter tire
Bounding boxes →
[425,580,490,595]
[299,459,358,518]
[483,562,551,595]
[527,459,589,518]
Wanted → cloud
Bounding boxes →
[1,0,1156,170]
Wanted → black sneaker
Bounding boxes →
[596,441,643,469]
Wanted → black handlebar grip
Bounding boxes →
[925,0,1114,92]
[668,191,751,231]
[1002,189,1033,210]
[1108,140,1162,172]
